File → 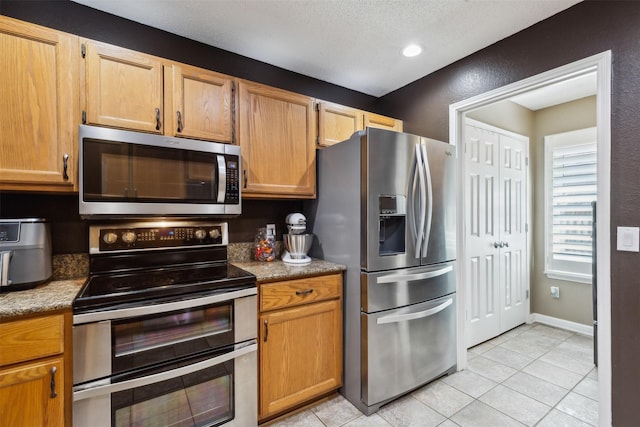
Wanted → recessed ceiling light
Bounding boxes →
[402,44,422,57]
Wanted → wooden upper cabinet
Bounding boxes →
[83,40,164,133]
[164,63,234,142]
[238,80,316,198]
[317,101,364,147]
[0,16,78,191]
[363,111,403,131]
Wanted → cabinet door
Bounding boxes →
[84,40,163,133]
[0,357,64,427]
[317,101,364,147]
[166,64,234,142]
[0,17,77,190]
[239,81,316,198]
[259,299,342,418]
[363,111,403,132]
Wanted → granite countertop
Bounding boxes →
[0,278,85,319]
[232,259,346,283]
[0,249,346,319]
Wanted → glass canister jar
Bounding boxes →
[254,227,275,262]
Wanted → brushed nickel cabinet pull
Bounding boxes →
[263,319,268,342]
[155,108,161,130]
[50,366,58,398]
[62,154,69,180]
[295,289,313,296]
[176,111,183,132]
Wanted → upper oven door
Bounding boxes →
[79,125,241,217]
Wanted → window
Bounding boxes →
[544,127,597,283]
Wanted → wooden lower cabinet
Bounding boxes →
[0,357,64,426]
[258,273,343,421]
[0,312,70,427]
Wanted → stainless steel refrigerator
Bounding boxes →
[305,127,457,415]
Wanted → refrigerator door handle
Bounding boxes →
[415,144,427,258]
[376,298,453,325]
[420,143,433,258]
[376,265,453,284]
[407,151,420,255]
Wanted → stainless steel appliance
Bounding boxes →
[72,220,257,427]
[0,218,52,291]
[306,128,457,415]
[79,125,241,217]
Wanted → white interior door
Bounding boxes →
[498,134,529,332]
[465,121,529,347]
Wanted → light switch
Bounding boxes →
[617,226,640,252]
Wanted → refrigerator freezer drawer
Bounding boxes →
[361,261,456,312]
[361,293,456,407]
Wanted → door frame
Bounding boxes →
[463,118,531,348]
[449,51,612,426]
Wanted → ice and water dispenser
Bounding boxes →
[378,195,406,256]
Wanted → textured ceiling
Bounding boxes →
[72,0,582,97]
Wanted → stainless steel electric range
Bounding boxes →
[72,220,257,427]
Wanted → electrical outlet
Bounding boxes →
[550,286,560,299]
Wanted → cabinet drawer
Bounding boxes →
[0,314,64,366]
[260,273,342,312]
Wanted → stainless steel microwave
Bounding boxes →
[79,125,241,217]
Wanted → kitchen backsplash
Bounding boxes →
[0,193,302,254]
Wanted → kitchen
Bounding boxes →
[1,1,639,426]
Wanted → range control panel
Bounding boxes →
[91,222,228,253]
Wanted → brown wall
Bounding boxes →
[377,2,640,424]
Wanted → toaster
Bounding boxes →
[0,218,52,292]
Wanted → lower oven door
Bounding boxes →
[361,293,456,407]
[73,341,257,427]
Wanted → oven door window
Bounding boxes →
[112,358,234,427]
[82,138,221,203]
[112,302,234,375]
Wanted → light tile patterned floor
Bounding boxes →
[271,323,598,427]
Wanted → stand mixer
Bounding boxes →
[282,213,313,265]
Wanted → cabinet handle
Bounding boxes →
[243,169,247,189]
[493,241,500,248]
[62,154,69,180]
[503,241,509,248]
[50,366,58,398]
[263,319,268,342]
[155,108,161,130]
[176,111,183,132]
[295,289,314,296]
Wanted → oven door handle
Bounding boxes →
[73,287,257,324]
[73,341,257,401]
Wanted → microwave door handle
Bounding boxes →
[421,143,433,258]
[377,298,453,325]
[73,342,257,402]
[216,155,226,203]
[415,144,427,258]
[376,265,453,284]
[0,250,12,287]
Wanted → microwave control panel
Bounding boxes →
[224,156,240,204]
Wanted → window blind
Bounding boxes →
[551,141,597,265]
[544,126,597,283]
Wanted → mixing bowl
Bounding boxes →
[283,233,313,259]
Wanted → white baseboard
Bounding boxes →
[528,313,594,336]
